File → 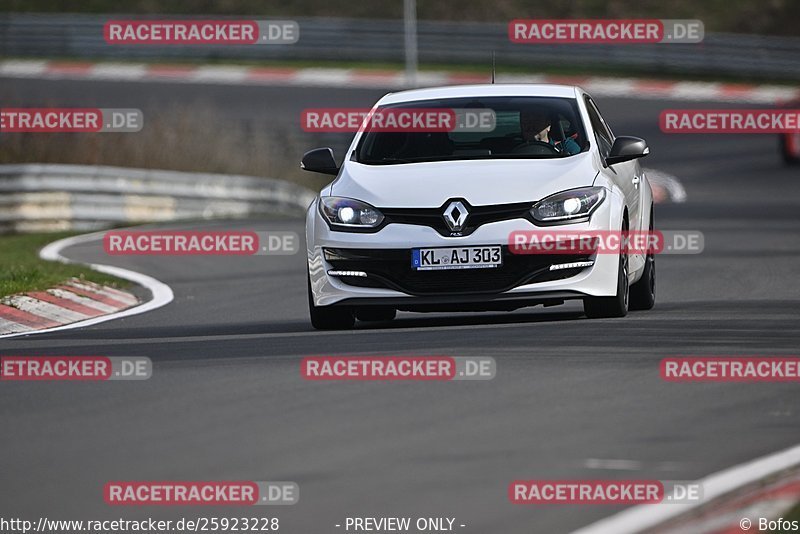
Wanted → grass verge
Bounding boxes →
[0,232,128,298]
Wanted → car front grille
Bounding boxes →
[381,201,533,237]
[324,247,592,295]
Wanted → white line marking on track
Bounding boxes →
[3,59,797,103]
[89,63,147,80]
[0,59,47,77]
[583,459,687,472]
[191,66,249,83]
[670,81,724,101]
[583,459,643,471]
[582,78,638,97]
[0,231,174,339]
[572,443,800,533]
[292,68,353,85]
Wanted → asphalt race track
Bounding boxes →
[1,78,800,532]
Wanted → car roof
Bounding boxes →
[378,84,582,105]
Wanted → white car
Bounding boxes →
[303,84,655,329]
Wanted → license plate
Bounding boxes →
[411,246,502,270]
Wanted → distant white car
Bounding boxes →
[303,84,655,329]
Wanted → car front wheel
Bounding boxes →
[629,212,656,310]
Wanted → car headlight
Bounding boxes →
[320,197,384,229]
[531,187,606,223]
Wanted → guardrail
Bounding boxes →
[0,164,316,234]
[0,14,799,81]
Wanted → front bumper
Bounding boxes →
[307,195,623,308]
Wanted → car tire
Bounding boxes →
[629,250,655,311]
[583,251,629,319]
[629,211,656,311]
[307,274,355,330]
[354,307,397,322]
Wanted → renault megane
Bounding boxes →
[302,84,655,329]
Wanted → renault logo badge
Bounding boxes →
[443,200,469,232]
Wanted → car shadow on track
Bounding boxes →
[39,321,313,340]
[356,309,587,330]
[31,308,589,341]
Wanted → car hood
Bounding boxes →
[331,154,598,208]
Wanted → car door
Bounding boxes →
[584,96,642,233]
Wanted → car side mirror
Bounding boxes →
[606,136,650,166]
[301,148,339,175]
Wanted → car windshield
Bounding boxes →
[355,96,588,165]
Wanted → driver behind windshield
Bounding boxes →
[518,108,581,155]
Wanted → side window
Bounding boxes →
[584,96,613,158]
[592,99,616,140]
